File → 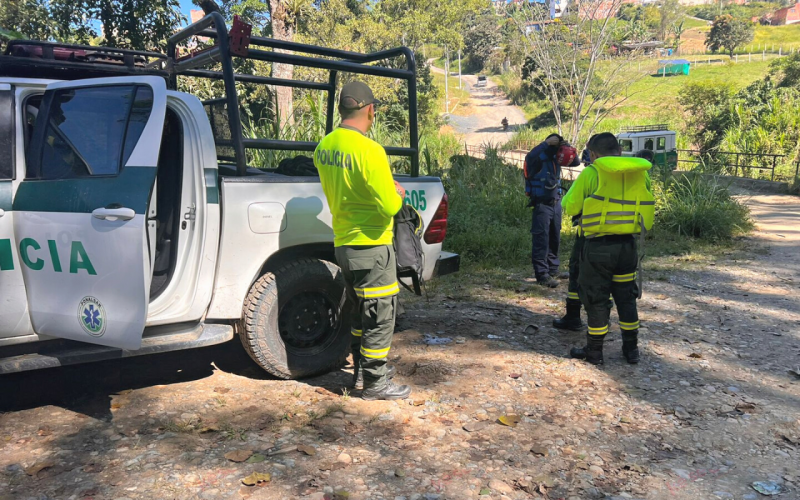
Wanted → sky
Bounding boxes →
[179,0,198,25]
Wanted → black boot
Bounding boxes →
[362,380,411,401]
[622,329,640,364]
[354,365,396,390]
[570,334,605,365]
[537,275,559,288]
[553,299,584,331]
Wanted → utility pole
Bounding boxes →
[458,49,462,90]
[445,45,449,114]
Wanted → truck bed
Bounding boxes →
[206,171,448,319]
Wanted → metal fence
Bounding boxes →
[676,149,790,182]
[465,145,799,185]
[463,144,584,180]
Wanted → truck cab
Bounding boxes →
[617,125,678,171]
[0,13,459,379]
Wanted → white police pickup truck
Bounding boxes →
[0,13,458,379]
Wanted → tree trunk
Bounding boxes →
[268,0,294,128]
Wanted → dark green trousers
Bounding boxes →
[335,245,399,388]
[577,235,640,338]
[566,234,585,304]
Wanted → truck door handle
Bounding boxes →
[92,207,135,221]
[0,209,4,218]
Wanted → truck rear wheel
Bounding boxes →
[240,258,351,379]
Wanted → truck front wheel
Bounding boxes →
[240,258,350,379]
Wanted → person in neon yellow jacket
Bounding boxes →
[315,81,411,401]
[561,133,655,365]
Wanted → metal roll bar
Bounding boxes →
[167,12,419,177]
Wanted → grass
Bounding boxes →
[610,59,771,125]
[422,44,443,60]
[752,24,800,52]
[504,57,773,150]
[681,24,800,55]
[432,72,471,116]
[683,16,710,30]
[440,147,752,280]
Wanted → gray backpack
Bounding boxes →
[394,204,425,296]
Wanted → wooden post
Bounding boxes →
[749,52,751,62]
[771,156,777,181]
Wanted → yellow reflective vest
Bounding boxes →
[578,156,655,237]
[315,126,403,247]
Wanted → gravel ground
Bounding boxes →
[1,196,799,500]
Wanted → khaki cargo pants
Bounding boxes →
[335,245,398,388]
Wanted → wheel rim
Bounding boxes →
[278,291,340,356]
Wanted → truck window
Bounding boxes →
[644,139,654,151]
[29,85,153,180]
[657,137,666,151]
[23,94,44,156]
[619,139,633,152]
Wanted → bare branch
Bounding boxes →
[517,0,654,144]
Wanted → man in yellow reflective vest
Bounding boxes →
[561,133,655,365]
[315,81,411,400]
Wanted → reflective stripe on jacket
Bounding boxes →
[578,156,655,237]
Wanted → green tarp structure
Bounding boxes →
[656,59,690,76]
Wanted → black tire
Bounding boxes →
[240,258,350,379]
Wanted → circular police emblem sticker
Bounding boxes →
[78,296,106,337]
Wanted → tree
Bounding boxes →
[463,13,503,71]
[516,0,652,144]
[1,0,184,51]
[49,0,185,50]
[705,14,754,58]
[624,20,651,43]
[657,0,685,42]
[671,19,686,50]
[770,51,800,88]
[0,0,53,48]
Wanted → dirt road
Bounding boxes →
[431,65,527,148]
[2,195,800,500]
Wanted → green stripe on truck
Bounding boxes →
[12,167,157,214]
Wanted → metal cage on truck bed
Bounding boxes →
[0,12,420,176]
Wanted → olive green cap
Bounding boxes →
[339,81,381,110]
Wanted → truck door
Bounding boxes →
[0,84,32,339]
[13,77,167,350]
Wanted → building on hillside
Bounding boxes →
[578,0,620,19]
[771,3,800,25]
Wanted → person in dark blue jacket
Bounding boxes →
[524,134,579,287]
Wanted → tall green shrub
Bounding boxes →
[443,149,531,265]
[656,174,752,240]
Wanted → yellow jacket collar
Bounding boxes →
[594,156,652,173]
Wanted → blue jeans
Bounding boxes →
[531,199,562,279]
